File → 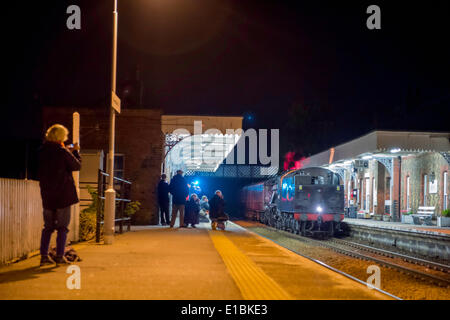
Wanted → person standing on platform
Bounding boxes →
[38,124,81,266]
[169,170,189,228]
[185,193,200,228]
[157,174,170,225]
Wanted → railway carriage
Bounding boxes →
[241,167,344,237]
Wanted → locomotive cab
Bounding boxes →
[254,167,344,238]
[241,167,345,238]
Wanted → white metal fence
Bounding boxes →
[0,178,43,264]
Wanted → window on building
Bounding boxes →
[107,153,125,179]
[444,172,448,210]
[423,174,428,206]
[114,154,125,179]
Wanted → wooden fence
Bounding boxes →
[0,178,43,264]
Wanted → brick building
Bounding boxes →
[42,108,244,226]
[302,131,450,223]
[43,107,164,225]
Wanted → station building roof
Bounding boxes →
[304,130,450,169]
[162,115,243,173]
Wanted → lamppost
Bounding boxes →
[104,0,119,245]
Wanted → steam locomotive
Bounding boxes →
[241,167,344,237]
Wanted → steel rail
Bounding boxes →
[230,222,401,300]
[258,224,450,288]
[330,238,450,273]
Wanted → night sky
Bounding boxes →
[1,0,449,170]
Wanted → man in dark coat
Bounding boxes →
[38,124,81,266]
[157,174,170,225]
[169,170,189,228]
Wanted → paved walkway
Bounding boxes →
[0,221,391,300]
[344,218,450,236]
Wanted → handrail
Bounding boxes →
[96,169,133,242]
[98,171,131,184]
[98,196,131,202]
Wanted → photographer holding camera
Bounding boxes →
[38,124,81,266]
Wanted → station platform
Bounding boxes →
[0,220,391,300]
[344,218,450,237]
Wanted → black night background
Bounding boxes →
[1,0,449,179]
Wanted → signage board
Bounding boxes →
[111,91,121,113]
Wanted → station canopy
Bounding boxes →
[302,131,450,178]
[162,115,244,173]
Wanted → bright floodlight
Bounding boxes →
[192,180,199,185]
[390,148,401,153]
[316,206,323,213]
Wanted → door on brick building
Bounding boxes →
[423,174,428,206]
[406,176,411,211]
[443,172,448,210]
[365,178,370,211]
[359,179,362,209]
[372,178,376,213]
[347,180,351,207]
[385,177,391,214]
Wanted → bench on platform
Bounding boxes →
[411,206,435,226]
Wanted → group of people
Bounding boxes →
[36,123,228,267]
[157,170,226,229]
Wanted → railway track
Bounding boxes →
[258,223,450,288]
[330,238,450,274]
[231,222,401,300]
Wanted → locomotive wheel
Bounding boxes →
[289,217,295,233]
[328,221,335,236]
[294,220,300,234]
[300,221,306,236]
[265,210,270,225]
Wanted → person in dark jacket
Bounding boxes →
[169,170,189,228]
[185,193,200,228]
[38,124,81,266]
[157,174,170,225]
[209,190,226,230]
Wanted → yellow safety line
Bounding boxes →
[208,230,293,300]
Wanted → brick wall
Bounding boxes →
[401,152,449,216]
[42,107,164,225]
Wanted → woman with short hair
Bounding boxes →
[38,124,81,266]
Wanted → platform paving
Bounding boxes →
[0,221,391,300]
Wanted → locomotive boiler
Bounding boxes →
[241,167,344,237]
